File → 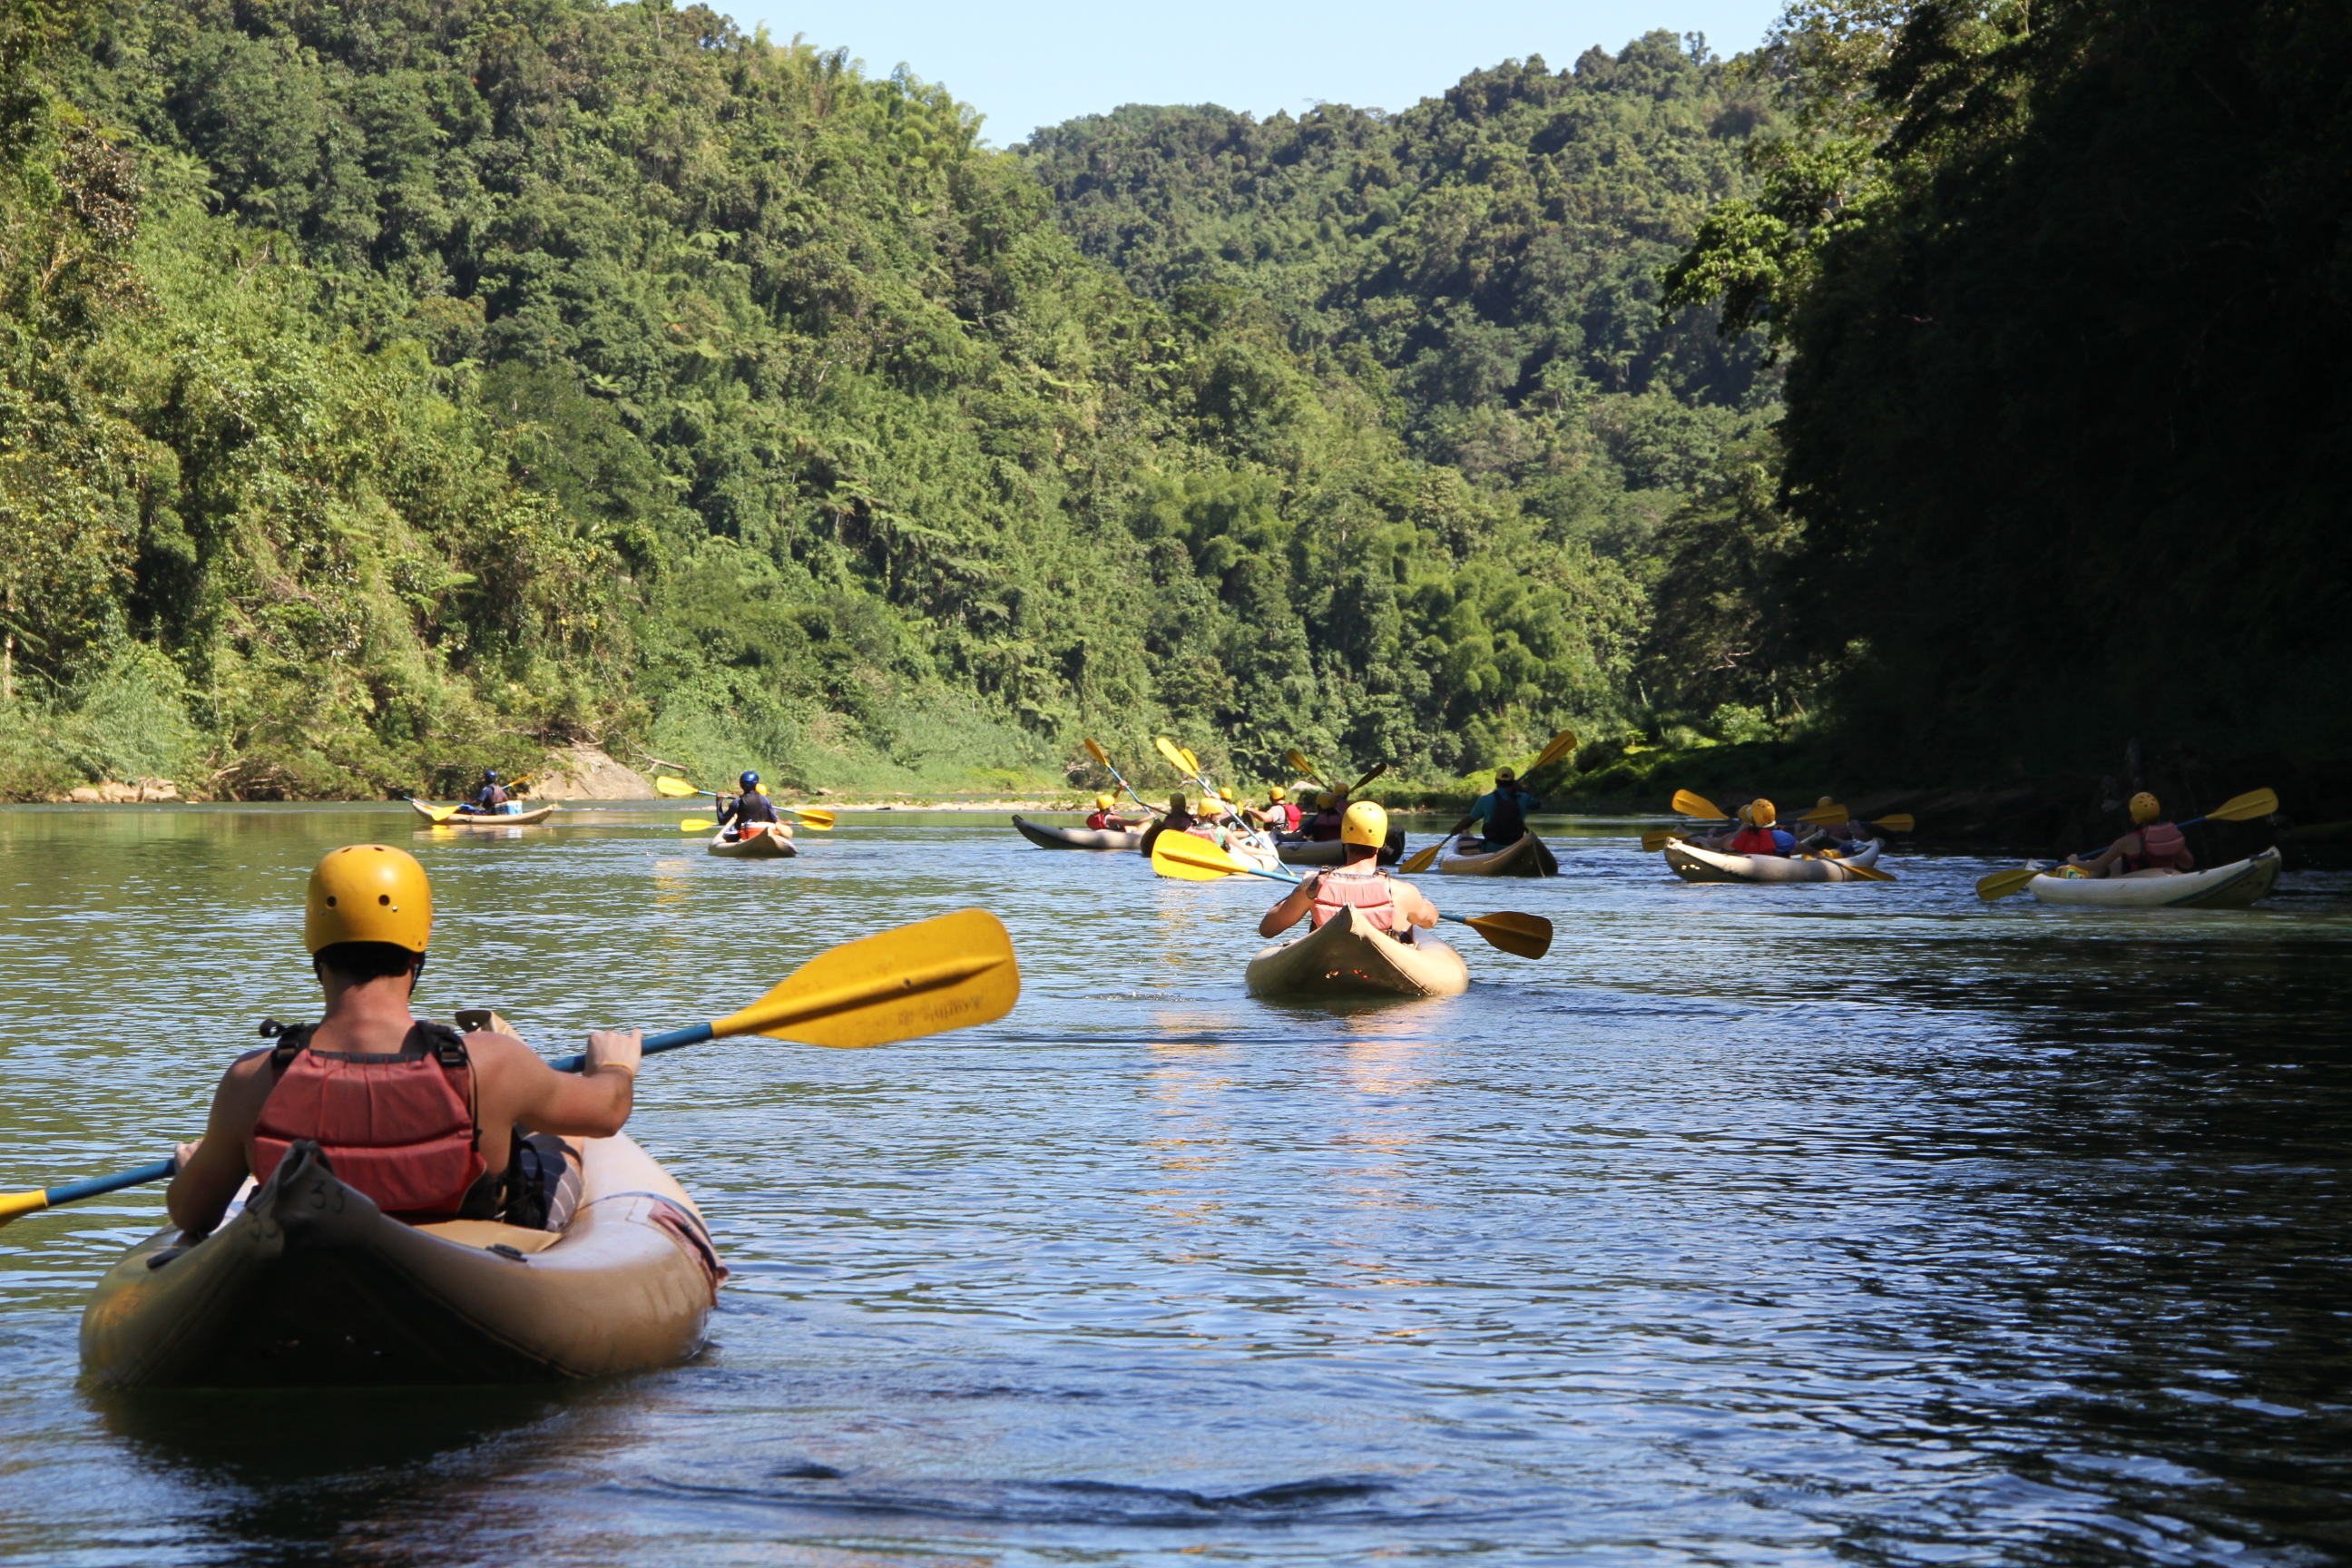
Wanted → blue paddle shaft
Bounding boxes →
[547,1021,713,1073]
[46,1158,176,1207]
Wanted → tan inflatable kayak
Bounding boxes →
[1013,814,1143,850]
[79,1133,723,1388]
[2027,848,2281,907]
[1436,832,1556,877]
[1665,838,1886,884]
[1244,905,1470,999]
[410,799,558,827]
[707,824,797,858]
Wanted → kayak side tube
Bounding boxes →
[79,1134,721,1389]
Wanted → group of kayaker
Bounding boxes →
[1694,797,1868,859]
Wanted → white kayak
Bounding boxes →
[2027,848,2282,908]
[1666,838,1886,884]
[706,824,797,858]
[411,799,558,827]
[1244,905,1469,999]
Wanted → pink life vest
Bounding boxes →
[1729,825,1784,857]
[250,1024,486,1222]
[2125,820,2188,871]
[1311,868,1397,932]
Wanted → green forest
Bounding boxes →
[0,0,2338,802]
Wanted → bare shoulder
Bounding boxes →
[457,1028,549,1076]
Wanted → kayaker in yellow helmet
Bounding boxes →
[167,846,642,1240]
[1725,799,1797,857]
[1084,792,1140,831]
[1259,802,1438,941]
[1446,765,1537,854]
[1797,794,1864,852]
[1305,790,1345,842]
[1250,783,1302,836]
[2067,791,2194,878]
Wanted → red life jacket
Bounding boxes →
[250,1021,486,1223]
[1729,826,1784,857]
[1086,810,1116,829]
[2124,820,2188,871]
[1276,802,1301,831]
[1308,811,1343,842]
[1312,868,1397,932]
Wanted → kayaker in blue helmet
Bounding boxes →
[714,769,788,844]
[456,768,508,816]
[1445,766,1538,854]
[167,845,641,1240]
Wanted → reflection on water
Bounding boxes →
[2,804,2349,1564]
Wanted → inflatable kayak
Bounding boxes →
[1437,832,1557,877]
[2027,848,2282,908]
[1666,838,1886,884]
[410,799,558,827]
[1244,905,1469,999]
[79,1133,724,1388]
[1276,829,1406,866]
[706,824,796,858]
[1012,814,1143,851]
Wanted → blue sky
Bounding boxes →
[722,1,1788,146]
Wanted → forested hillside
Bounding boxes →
[1663,0,2351,779]
[0,0,1804,799]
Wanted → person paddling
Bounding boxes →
[1250,784,1301,836]
[1085,793,1140,831]
[1446,766,1537,854]
[714,770,789,843]
[2067,791,2195,878]
[1305,791,1344,842]
[1723,799,1797,858]
[168,845,642,1240]
[456,768,508,817]
[1258,802,1439,943]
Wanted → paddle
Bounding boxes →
[1284,748,1332,790]
[0,909,1020,1230]
[1156,736,1275,849]
[1671,789,1729,820]
[1641,824,1895,879]
[1413,730,1580,871]
[1083,738,1161,817]
[1398,843,1443,874]
[1149,832,1553,960]
[1974,788,2279,901]
[654,774,836,828]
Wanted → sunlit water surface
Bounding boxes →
[3,805,2348,1566]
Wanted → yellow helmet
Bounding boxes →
[1340,799,1389,848]
[1269,784,1287,800]
[1749,799,1777,827]
[306,845,431,955]
[2130,790,2161,824]
[1095,792,1114,809]
[1316,791,1338,808]
[1817,796,1836,808]
[1219,786,1235,802]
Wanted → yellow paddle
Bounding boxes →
[1397,842,1443,874]
[402,794,459,824]
[1398,731,1578,873]
[0,909,1020,1230]
[1083,738,1160,815]
[1283,748,1329,789]
[1671,789,1730,820]
[1149,832,1552,959]
[1974,788,2278,900]
[655,774,836,828]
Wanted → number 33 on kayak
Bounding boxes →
[14,845,1019,1389]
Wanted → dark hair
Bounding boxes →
[314,942,426,984]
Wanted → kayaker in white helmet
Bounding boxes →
[1258,802,1439,941]
[2068,791,2194,877]
[167,846,642,1240]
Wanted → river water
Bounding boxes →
[2,805,2347,1566]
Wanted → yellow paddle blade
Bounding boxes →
[1180,746,1202,777]
[1797,803,1848,825]
[1672,789,1729,820]
[1348,762,1387,794]
[1641,829,1689,852]
[680,818,716,830]
[1868,813,1916,832]
[1398,843,1442,875]
[1836,859,1896,883]
[0,1189,50,1226]
[1525,729,1578,774]
[1151,831,1255,882]
[782,806,837,828]
[1284,748,1319,781]
[1975,865,2044,901]
[1083,737,1112,768]
[2207,787,2278,822]
[1464,911,1552,960]
[1153,736,1192,779]
[710,908,1018,1049]
[655,775,701,799]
